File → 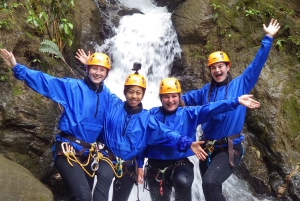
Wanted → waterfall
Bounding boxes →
[95,0,180,109]
[95,0,273,200]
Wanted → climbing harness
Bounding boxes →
[60,140,124,178]
[202,133,242,167]
[115,157,124,177]
[114,159,140,201]
[203,140,216,166]
[155,167,168,196]
[61,142,102,177]
[144,159,187,196]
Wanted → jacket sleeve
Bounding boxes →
[182,87,206,106]
[187,98,240,125]
[12,63,73,105]
[136,153,145,168]
[102,85,123,106]
[146,115,193,152]
[240,35,273,92]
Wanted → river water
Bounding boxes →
[94,0,273,200]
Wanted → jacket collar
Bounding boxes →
[84,76,103,93]
[124,101,143,114]
[159,106,178,116]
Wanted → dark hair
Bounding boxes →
[207,72,231,103]
[123,85,146,97]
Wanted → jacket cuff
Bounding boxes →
[177,136,193,152]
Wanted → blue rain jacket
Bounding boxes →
[12,63,120,157]
[101,101,193,168]
[145,98,240,160]
[182,36,273,143]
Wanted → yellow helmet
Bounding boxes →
[124,73,146,89]
[159,77,181,94]
[87,53,111,69]
[207,51,230,67]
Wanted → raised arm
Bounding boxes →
[264,18,281,38]
[242,19,281,91]
[1,49,76,105]
[1,49,17,68]
[238,94,260,109]
[75,49,90,65]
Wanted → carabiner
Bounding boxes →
[91,160,99,171]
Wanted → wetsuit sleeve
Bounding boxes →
[146,115,193,152]
[181,87,206,106]
[186,98,240,125]
[12,63,73,104]
[240,35,273,92]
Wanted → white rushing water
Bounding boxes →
[95,0,273,200]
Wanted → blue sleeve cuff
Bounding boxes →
[177,136,193,152]
[137,159,144,168]
[233,97,240,108]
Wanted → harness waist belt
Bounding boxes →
[102,147,134,165]
[214,133,241,145]
[60,132,91,148]
[206,133,241,167]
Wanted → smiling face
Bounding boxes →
[125,85,144,109]
[209,62,230,83]
[161,93,180,112]
[88,65,108,87]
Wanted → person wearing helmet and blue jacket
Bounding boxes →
[0,49,121,201]
[143,77,260,201]
[181,19,280,201]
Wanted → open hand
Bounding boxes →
[263,18,280,38]
[75,49,90,65]
[137,168,144,184]
[0,49,17,68]
[190,141,207,161]
[238,94,260,109]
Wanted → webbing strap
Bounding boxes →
[227,137,235,166]
[60,132,91,148]
[209,133,241,167]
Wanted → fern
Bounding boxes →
[39,40,65,61]
[39,39,80,78]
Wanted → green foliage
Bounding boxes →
[58,18,74,47]
[209,0,300,62]
[0,75,8,81]
[211,4,220,21]
[263,8,275,18]
[26,10,48,34]
[275,38,285,51]
[39,40,65,61]
[39,39,78,77]
[0,2,11,13]
[0,19,10,30]
[245,8,261,18]
[25,0,75,53]
[0,2,23,30]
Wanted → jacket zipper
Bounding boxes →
[122,113,132,136]
[94,93,100,118]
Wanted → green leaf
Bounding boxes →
[39,40,65,61]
